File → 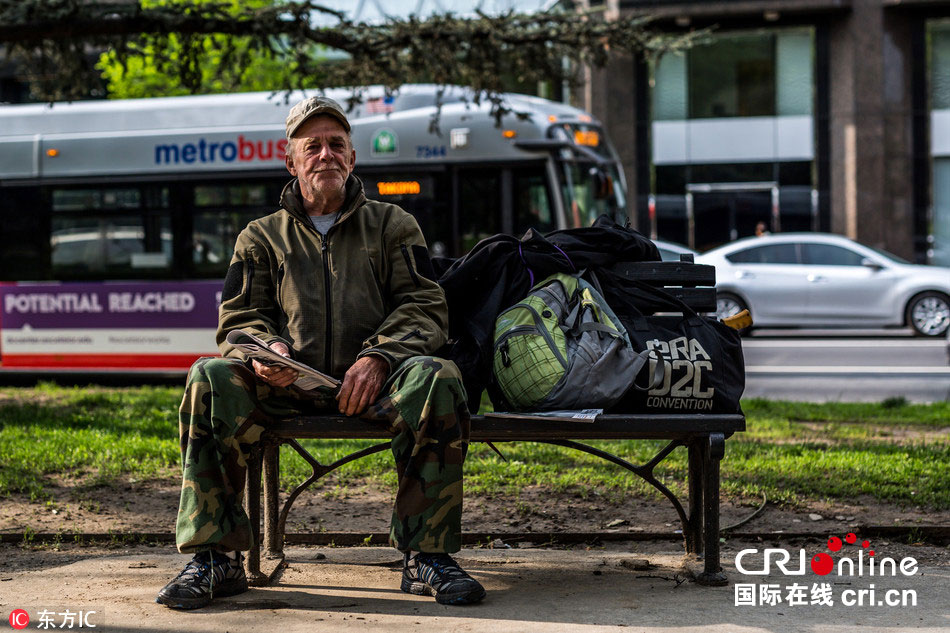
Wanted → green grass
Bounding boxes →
[0,384,947,509]
[0,383,180,500]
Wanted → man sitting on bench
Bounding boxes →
[156,95,486,609]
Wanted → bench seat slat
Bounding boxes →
[272,414,745,441]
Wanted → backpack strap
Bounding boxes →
[628,348,666,392]
[577,321,623,337]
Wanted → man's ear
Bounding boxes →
[348,148,356,170]
[285,153,296,177]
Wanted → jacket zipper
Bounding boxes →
[399,244,422,288]
[243,260,255,307]
[322,235,333,372]
[398,329,429,342]
[276,263,285,308]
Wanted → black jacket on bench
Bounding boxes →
[433,215,660,411]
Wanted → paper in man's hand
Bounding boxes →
[225,329,341,391]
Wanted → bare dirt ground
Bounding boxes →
[2,471,948,542]
[2,473,948,580]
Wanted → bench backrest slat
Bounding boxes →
[605,261,717,314]
[609,261,716,287]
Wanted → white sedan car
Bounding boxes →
[697,233,950,337]
[653,239,700,262]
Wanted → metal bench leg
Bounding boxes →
[696,433,728,586]
[244,446,268,586]
[262,442,284,561]
[686,440,705,556]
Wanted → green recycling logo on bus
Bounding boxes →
[371,128,398,157]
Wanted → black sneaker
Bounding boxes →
[401,552,486,605]
[156,551,248,609]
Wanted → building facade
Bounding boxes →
[588,0,950,264]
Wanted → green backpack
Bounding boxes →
[491,272,650,411]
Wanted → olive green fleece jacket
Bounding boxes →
[216,175,448,378]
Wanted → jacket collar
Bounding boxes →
[279,174,367,226]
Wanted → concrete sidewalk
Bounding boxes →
[1,546,948,632]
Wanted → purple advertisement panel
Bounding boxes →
[0,281,222,330]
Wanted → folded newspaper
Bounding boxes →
[484,409,602,422]
[225,329,341,391]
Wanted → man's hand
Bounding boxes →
[337,355,389,416]
[252,341,298,388]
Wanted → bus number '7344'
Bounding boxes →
[416,145,446,159]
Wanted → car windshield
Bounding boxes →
[867,245,911,265]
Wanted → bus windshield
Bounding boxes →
[546,121,627,228]
[557,159,627,229]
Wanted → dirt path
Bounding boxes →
[2,473,947,540]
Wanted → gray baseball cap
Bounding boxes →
[285,95,351,138]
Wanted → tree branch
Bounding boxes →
[0,0,698,103]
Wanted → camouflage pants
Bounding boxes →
[176,355,470,555]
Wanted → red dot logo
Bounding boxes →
[862,540,870,548]
[9,610,30,630]
[845,532,857,544]
[811,553,834,575]
[827,536,842,552]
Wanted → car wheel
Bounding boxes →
[906,291,950,337]
[716,292,752,333]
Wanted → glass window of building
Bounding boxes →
[652,52,688,121]
[689,33,776,119]
[932,158,950,265]
[653,29,813,121]
[776,30,814,116]
[931,21,950,265]
[931,22,950,110]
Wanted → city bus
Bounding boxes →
[0,85,628,372]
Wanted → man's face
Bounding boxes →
[285,115,356,203]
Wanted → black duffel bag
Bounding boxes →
[606,278,745,415]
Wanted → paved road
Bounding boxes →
[2,546,947,633]
[742,329,950,403]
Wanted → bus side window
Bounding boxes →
[192,210,267,276]
[512,166,555,236]
[358,173,451,258]
[0,187,49,281]
[192,183,274,277]
[49,187,172,278]
[457,168,502,255]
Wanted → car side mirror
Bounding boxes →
[861,257,884,271]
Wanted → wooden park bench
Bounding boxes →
[242,258,746,588]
